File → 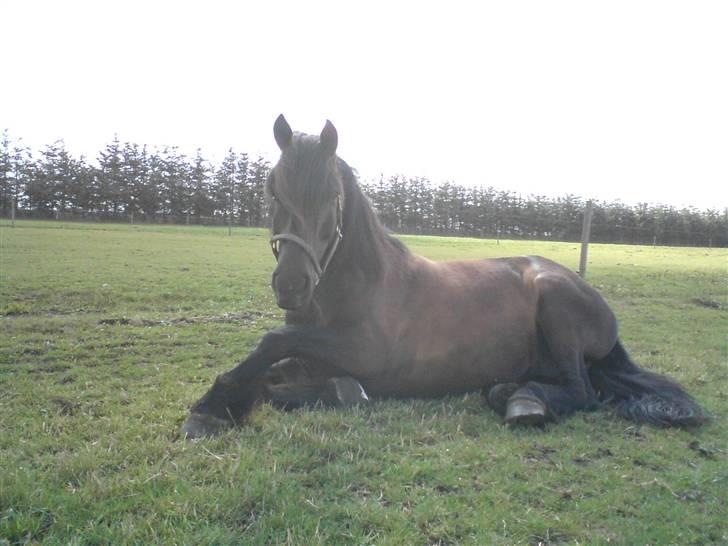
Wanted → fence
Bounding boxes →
[3,207,725,248]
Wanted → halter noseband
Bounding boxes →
[270,195,343,286]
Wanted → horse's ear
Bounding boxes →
[274,114,293,150]
[320,120,338,157]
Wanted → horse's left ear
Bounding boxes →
[320,120,338,157]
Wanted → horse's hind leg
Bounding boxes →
[504,362,597,426]
[490,273,605,425]
[486,355,596,425]
[489,351,598,426]
[263,358,369,409]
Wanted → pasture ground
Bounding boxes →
[1,220,726,545]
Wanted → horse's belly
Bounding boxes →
[367,330,536,398]
[363,255,540,398]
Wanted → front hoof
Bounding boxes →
[179,412,231,440]
[327,377,370,406]
[504,395,548,426]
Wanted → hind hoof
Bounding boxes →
[486,383,520,416]
[505,395,547,426]
[179,412,231,440]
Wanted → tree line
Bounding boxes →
[361,176,727,246]
[2,130,726,247]
[0,131,269,227]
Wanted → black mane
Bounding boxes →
[333,158,408,282]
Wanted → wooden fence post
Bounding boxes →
[228,162,234,236]
[578,200,593,278]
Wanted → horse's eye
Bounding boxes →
[272,204,288,230]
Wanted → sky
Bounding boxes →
[1,1,726,210]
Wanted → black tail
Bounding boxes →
[588,340,709,428]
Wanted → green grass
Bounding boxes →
[1,219,726,545]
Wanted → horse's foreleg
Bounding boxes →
[263,358,369,409]
[180,326,345,439]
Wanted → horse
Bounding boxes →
[179,115,708,438]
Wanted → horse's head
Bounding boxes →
[267,115,344,310]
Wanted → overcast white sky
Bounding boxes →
[1,1,726,210]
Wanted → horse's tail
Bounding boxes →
[588,340,709,428]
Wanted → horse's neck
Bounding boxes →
[293,173,405,327]
[313,264,373,325]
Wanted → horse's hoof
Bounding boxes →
[504,394,547,426]
[327,377,369,406]
[179,412,231,440]
[486,383,520,416]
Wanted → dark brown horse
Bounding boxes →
[180,115,707,438]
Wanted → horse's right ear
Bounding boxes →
[273,114,293,150]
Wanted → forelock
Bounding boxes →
[269,132,341,214]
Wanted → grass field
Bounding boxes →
[1,220,726,545]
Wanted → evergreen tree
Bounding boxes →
[0,130,13,217]
[189,149,214,221]
[120,141,148,222]
[10,142,33,215]
[246,156,269,227]
[157,146,191,220]
[97,136,124,214]
[27,140,75,215]
[215,149,238,224]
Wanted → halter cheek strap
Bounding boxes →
[270,195,343,286]
[271,232,323,279]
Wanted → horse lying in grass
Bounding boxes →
[180,115,707,439]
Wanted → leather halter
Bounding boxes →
[270,195,343,286]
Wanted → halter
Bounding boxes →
[270,195,343,286]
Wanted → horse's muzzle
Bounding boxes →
[272,271,312,310]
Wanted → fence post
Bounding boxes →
[228,161,234,236]
[578,200,593,278]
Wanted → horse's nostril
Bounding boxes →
[275,273,309,295]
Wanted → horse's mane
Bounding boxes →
[335,158,408,282]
